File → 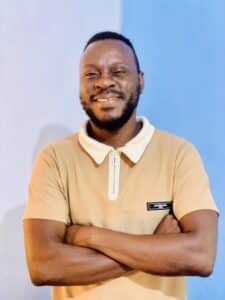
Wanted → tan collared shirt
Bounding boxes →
[24,117,218,300]
[78,117,155,200]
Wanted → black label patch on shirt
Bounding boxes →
[146,201,172,211]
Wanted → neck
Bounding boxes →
[88,114,141,148]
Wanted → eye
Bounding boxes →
[84,71,99,79]
[112,69,126,77]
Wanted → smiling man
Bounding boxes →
[80,35,142,135]
[23,31,218,300]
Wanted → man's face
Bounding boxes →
[79,39,144,131]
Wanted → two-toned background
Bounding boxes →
[1,1,224,299]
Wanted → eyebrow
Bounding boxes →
[82,63,129,69]
[82,64,98,69]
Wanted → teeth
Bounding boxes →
[97,98,114,102]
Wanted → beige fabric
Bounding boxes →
[78,116,154,200]
[78,116,155,164]
[23,119,218,300]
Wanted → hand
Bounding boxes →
[65,224,81,244]
[65,224,93,247]
[154,214,181,235]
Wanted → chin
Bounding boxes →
[84,97,139,131]
[89,114,132,131]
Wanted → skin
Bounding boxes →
[23,219,131,285]
[23,39,218,286]
[65,210,217,276]
[79,39,144,147]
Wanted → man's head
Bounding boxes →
[79,31,144,131]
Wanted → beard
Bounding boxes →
[82,85,141,132]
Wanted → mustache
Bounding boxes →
[90,89,125,101]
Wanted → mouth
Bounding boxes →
[94,97,119,104]
[91,92,124,103]
[93,98,120,110]
[90,94,122,109]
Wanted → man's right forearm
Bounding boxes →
[42,244,130,285]
[30,240,130,286]
[24,219,130,286]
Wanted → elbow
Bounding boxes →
[25,243,64,285]
[31,276,46,286]
[27,254,60,286]
[199,268,213,278]
[29,261,52,286]
[195,263,214,278]
[188,250,215,277]
[185,232,217,277]
[197,255,215,277]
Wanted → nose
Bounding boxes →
[94,73,116,91]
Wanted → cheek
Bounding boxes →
[79,81,92,102]
[122,75,139,93]
[123,81,138,99]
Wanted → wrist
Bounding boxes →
[73,225,96,248]
[87,226,109,250]
[84,226,95,247]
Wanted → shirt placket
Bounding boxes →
[108,150,120,201]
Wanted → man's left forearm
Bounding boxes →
[73,225,195,275]
[68,210,217,277]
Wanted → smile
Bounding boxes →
[92,92,123,103]
[95,97,118,103]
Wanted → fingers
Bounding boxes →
[164,214,181,233]
[65,225,80,244]
[154,214,181,235]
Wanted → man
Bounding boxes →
[23,31,218,300]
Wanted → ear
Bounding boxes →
[138,71,144,93]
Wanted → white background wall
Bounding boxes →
[0,1,121,298]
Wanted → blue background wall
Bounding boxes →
[122,1,225,299]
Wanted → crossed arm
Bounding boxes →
[23,209,217,286]
[23,218,130,286]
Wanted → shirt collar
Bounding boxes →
[78,116,155,165]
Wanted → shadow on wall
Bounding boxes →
[0,124,74,299]
[0,205,50,299]
[31,123,73,162]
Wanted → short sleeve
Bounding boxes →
[23,145,70,224]
[173,141,219,220]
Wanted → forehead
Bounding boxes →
[80,39,137,69]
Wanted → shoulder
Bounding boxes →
[35,132,80,165]
[149,128,205,171]
[152,128,196,155]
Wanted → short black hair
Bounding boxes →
[84,31,141,73]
